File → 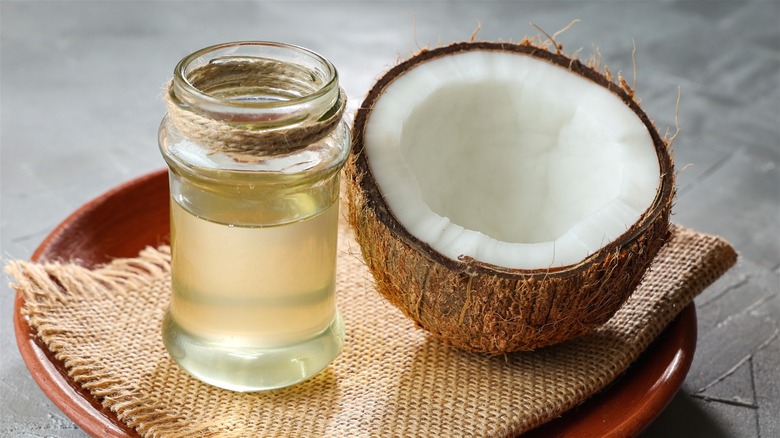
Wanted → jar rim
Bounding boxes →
[172,41,339,110]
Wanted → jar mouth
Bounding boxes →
[170,41,340,123]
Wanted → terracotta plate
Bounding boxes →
[14,169,696,437]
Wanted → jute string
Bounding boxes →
[164,58,347,158]
[7,221,736,437]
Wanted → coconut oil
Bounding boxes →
[163,195,343,391]
[158,41,350,391]
[169,199,338,348]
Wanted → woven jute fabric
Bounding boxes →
[8,221,736,437]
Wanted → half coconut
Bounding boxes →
[346,41,675,354]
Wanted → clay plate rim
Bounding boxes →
[13,169,696,437]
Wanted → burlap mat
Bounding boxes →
[8,221,736,437]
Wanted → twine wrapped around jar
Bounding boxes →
[163,58,347,159]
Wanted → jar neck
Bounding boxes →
[168,41,341,129]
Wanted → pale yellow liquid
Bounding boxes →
[163,196,343,391]
[170,199,338,346]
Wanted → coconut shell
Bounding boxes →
[345,41,675,354]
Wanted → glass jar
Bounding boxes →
[158,41,350,391]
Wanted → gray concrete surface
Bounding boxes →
[1,1,778,437]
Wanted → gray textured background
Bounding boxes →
[1,1,778,437]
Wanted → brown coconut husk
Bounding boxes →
[345,40,675,354]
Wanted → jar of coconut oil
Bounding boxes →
[158,42,349,391]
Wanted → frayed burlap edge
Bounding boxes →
[9,247,213,438]
[7,224,736,437]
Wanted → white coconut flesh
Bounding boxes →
[363,50,661,269]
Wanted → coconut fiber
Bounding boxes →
[8,220,735,437]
